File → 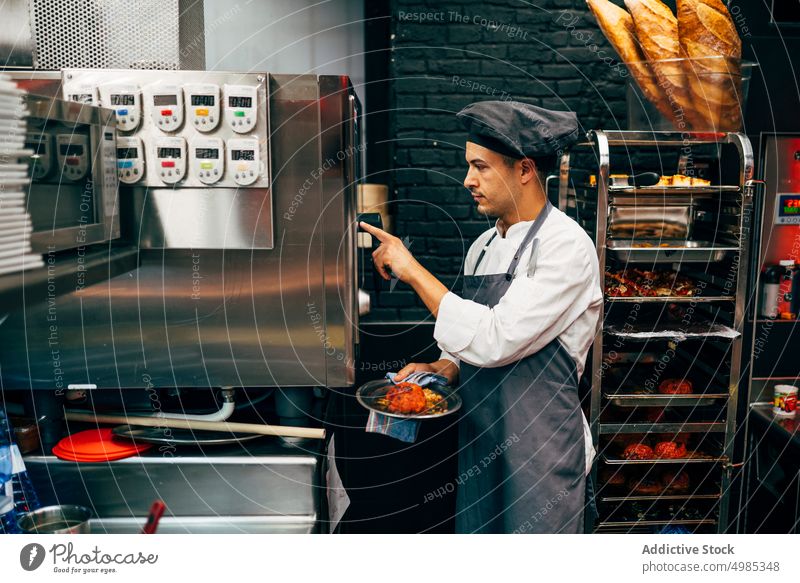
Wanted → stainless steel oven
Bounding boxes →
[0,71,364,390]
[23,94,120,252]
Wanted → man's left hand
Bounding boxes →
[359,221,420,283]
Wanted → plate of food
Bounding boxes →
[356,379,461,419]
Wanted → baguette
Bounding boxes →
[625,0,698,128]
[677,0,744,130]
[586,0,673,120]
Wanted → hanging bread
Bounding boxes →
[677,0,744,130]
[624,0,700,129]
[585,0,673,121]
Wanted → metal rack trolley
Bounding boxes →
[559,130,756,533]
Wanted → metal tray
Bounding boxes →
[601,452,726,465]
[112,425,263,446]
[595,518,716,529]
[608,184,740,195]
[356,379,461,420]
[608,205,691,240]
[599,492,722,503]
[604,392,729,407]
[606,239,738,263]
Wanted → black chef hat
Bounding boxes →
[456,100,580,159]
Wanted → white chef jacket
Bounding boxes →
[435,206,602,475]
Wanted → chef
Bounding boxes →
[359,100,602,534]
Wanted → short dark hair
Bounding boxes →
[499,154,558,177]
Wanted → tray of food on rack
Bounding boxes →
[601,433,725,464]
[604,303,740,341]
[603,375,728,407]
[596,504,718,529]
[608,205,691,240]
[606,239,738,263]
[605,268,701,299]
[597,467,721,502]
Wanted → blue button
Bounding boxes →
[117,160,133,168]
[117,109,129,116]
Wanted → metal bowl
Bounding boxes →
[355,379,461,420]
[17,505,92,534]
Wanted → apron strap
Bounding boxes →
[504,201,552,281]
[471,232,498,276]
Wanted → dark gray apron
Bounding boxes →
[455,202,586,534]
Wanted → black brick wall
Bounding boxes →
[362,0,632,321]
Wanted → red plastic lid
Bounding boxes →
[53,428,152,462]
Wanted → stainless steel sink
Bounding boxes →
[25,439,322,534]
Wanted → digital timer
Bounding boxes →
[191,137,224,185]
[153,137,187,184]
[223,84,258,134]
[226,138,260,186]
[149,85,184,132]
[62,82,98,106]
[185,84,221,132]
[116,136,145,184]
[98,84,141,132]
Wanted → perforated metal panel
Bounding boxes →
[28,0,205,70]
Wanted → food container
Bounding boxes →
[10,417,39,454]
[625,57,756,132]
[773,384,798,417]
[606,239,738,263]
[17,505,92,534]
[608,205,692,240]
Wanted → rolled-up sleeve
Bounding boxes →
[439,349,460,368]
[434,237,596,368]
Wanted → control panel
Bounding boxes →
[775,193,800,225]
[56,133,90,181]
[116,136,145,184]
[25,132,53,180]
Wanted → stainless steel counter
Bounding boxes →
[26,438,323,534]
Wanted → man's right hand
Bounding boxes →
[394,359,459,386]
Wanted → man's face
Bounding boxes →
[463,141,520,218]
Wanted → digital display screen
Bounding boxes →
[117,147,138,159]
[59,144,84,156]
[153,94,177,106]
[195,148,219,159]
[70,93,93,104]
[191,95,215,106]
[232,150,255,161]
[157,147,182,159]
[25,142,45,152]
[779,194,800,216]
[110,94,135,106]
[228,96,252,109]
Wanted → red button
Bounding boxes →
[161,160,175,168]
[66,158,79,166]
[161,109,172,116]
